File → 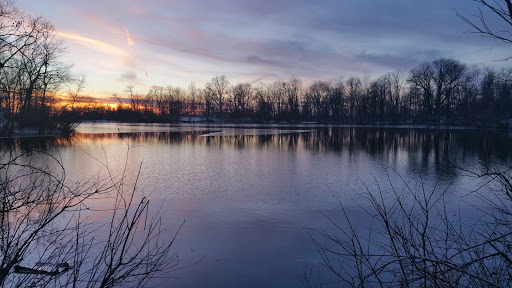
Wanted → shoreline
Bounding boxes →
[0,121,509,139]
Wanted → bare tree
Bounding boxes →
[268,80,289,121]
[307,81,330,121]
[125,85,137,111]
[202,85,215,120]
[205,75,230,119]
[346,77,362,122]
[0,1,77,134]
[385,70,404,122]
[329,79,345,122]
[253,83,272,122]
[188,81,198,117]
[409,58,466,121]
[284,76,301,121]
[232,83,252,119]
[52,75,87,135]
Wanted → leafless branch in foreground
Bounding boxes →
[0,146,183,288]
[312,167,512,287]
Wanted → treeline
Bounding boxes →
[83,58,512,126]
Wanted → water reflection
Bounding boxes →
[2,127,509,174]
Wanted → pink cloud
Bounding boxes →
[124,25,135,47]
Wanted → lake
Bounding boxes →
[2,122,511,287]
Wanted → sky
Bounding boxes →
[16,0,512,102]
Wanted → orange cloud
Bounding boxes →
[55,31,128,56]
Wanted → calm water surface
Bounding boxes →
[2,122,511,287]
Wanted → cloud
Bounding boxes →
[245,55,280,66]
[355,49,444,71]
[55,31,128,57]
[120,71,137,81]
[124,26,135,47]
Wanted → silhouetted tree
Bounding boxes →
[254,83,272,122]
[346,77,363,122]
[329,80,345,122]
[284,77,301,121]
[187,81,199,117]
[232,83,252,119]
[202,84,215,120]
[386,71,404,122]
[269,81,286,121]
[409,59,466,122]
[205,75,230,119]
[0,1,76,134]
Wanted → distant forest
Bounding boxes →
[95,58,512,126]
